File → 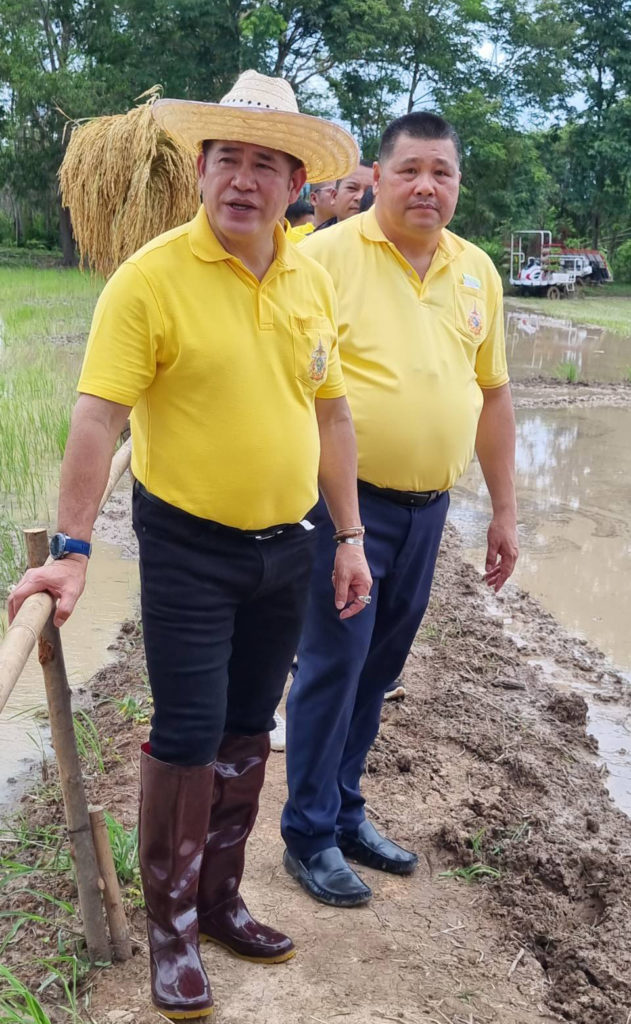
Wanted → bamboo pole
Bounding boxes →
[89,805,133,961]
[24,529,111,965]
[0,438,132,713]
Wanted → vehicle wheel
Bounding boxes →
[546,285,561,300]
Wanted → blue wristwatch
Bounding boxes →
[49,533,92,560]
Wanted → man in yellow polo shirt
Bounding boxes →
[9,71,371,1021]
[282,111,518,907]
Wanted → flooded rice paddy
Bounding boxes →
[452,304,631,811]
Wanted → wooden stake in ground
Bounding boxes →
[24,528,111,965]
[89,805,133,961]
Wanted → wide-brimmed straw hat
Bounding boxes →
[152,70,358,184]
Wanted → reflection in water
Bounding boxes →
[451,405,631,813]
[0,537,138,807]
[505,309,630,382]
[452,406,631,670]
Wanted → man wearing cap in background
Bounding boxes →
[9,70,371,1021]
[282,111,518,907]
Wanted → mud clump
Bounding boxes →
[547,691,588,725]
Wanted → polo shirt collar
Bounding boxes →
[188,205,297,270]
[359,206,464,263]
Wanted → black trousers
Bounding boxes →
[132,484,316,765]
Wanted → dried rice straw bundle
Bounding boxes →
[59,87,199,277]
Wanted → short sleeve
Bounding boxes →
[475,270,509,388]
[313,275,347,399]
[78,262,164,406]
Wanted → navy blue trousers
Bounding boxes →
[133,484,316,766]
[282,489,449,859]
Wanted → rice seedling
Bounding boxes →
[554,360,579,383]
[0,266,102,600]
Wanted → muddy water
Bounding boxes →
[450,405,631,811]
[505,308,630,381]
[0,532,138,810]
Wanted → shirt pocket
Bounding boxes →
[290,314,335,391]
[454,284,488,349]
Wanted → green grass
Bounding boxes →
[72,711,105,774]
[0,267,102,599]
[107,693,151,725]
[0,958,94,1023]
[439,862,501,882]
[504,291,631,335]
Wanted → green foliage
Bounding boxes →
[613,240,631,283]
[1,1,630,253]
[109,693,151,725]
[72,711,105,773]
[103,813,140,888]
[470,238,505,271]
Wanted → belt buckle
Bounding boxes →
[254,528,284,541]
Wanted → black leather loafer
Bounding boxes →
[337,820,418,875]
[283,847,372,907]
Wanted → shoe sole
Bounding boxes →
[199,932,295,964]
[338,845,418,876]
[153,1005,213,1020]
[283,853,371,908]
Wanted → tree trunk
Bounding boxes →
[58,199,77,267]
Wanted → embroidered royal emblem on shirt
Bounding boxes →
[467,303,483,337]
[309,338,328,382]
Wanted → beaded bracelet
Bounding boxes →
[333,525,365,542]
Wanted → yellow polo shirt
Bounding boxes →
[79,206,345,529]
[301,208,508,493]
[286,222,315,243]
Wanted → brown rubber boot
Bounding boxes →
[139,744,215,1019]
[197,732,295,964]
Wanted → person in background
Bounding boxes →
[282,111,518,908]
[315,160,374,230]
[286,198,315,228]
[309,179,337,227]
[9,70,371,1020]
[359,185,374,213]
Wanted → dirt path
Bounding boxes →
[3,519,631,1023]
[2,378,631,1022]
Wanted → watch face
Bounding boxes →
[50,533,66,559]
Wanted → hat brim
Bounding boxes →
[152,99,359,184]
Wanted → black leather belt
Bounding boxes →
[135,482,295,539]
[358,479,444,508]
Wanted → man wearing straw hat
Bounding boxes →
[9,70,371,1021]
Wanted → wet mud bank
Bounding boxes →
[1,519,630,1023]
[512,377,631,409]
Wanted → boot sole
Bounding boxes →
[153,1005,214,1020]
[199,932,296,964]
